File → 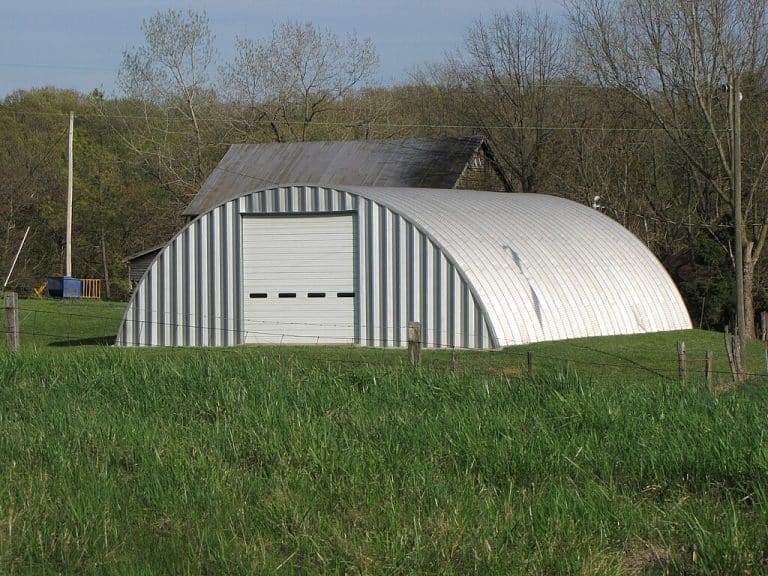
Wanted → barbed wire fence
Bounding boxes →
[2,298,766,386]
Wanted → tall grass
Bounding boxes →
[0,347,766,574]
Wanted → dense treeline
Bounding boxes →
[1,2,767,332]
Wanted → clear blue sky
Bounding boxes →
[0,0,563,98]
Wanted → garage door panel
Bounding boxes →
[247,231,345,239]
[255,225,352,235]
[243,265,354,276]
[242,214,356,344]
[242,242,354,253]
[243,281,354,291]
[243,276,355,287]
[245,306,354,314]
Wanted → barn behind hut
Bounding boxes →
[124,136,509,285]
[181,136,510,218]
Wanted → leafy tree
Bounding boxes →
[0,88,182,299]
[0,89,82,289]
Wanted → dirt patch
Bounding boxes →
[713,381,738,394]
[622,541,673,575]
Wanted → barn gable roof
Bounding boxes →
[182,136,506,217]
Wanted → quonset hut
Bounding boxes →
[115,185,691,348]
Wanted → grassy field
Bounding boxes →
[11,298,126,347]
[0,299,767,573]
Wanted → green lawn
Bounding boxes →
[0,298,766,573]
[12,298,126,347]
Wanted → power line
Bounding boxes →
[0,62,117,72]
[0,107,731,135]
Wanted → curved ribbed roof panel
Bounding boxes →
[344,187,691,346]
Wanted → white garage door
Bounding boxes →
[242,214,357,344]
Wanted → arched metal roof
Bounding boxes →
[344,187,691,345]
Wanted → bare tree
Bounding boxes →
[220,21,379,142]
[567,0,768,338]
[115,9,222,202]
[441,10,567,193]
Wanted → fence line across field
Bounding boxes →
[9,298,767,345]
[3,300,762,385]
[0,327,759,382]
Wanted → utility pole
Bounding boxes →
[66,111,74,277]
[729,76,746,378]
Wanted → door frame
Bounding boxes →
[239,211,359,344]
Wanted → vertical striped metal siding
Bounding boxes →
[356,196,491,348]
[116,185,493,348]
[119,201,242,347]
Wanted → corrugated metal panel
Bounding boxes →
[182,137,493,217]
[119,205,242,347]
[116,185,690,349]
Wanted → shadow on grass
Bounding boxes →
[48,336,116,347]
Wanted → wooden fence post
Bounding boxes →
[761,312,768,377]
[677,341,687,383]
[705,351,713,388]
[527,350,535,379]
[761,311,768,341]
[733,334,744,381]
[4,292,20,351]
[724,327,737,382]
[407,321,422,367]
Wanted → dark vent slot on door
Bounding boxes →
[278,293,297,298]
[249,293,268,299]
[337,292,355,298]
[308,292,326,298]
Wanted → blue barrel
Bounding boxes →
[62,277,81,298]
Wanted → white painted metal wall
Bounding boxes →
[349,187,691,345]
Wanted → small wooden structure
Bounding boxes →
[81,279,103,299]
[182,136,512,218]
